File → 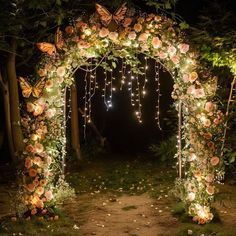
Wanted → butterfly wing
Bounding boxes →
[113,2,127,24]
[32,77,46,98]
[19,77,32,98]
[55,28,64,50]
[95,3,112,26]
[36,42,56,56]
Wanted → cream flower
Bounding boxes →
[56,66,66,77]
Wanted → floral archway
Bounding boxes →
[18,3,224,224]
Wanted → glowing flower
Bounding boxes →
[26,183,35,192]
[36,186,44,196]
[35,199,44,209]
[178,43,189,53]
[45,190,53,201]
[26,144,35,153]
[189,72,198,83]
[65,26,74,34]
[29,168,37,177]
[167,45,176,56]
[151,37,162,49]
[31,208,37,215]
[123,17,132,27]
[182,74,189,83]
[33,105,44,116]
[128,31,137,40]
[38,68,47,77]
[203,118,211,127]
[134,23,142,32]
[31,134,39,141]
[26,103,34,113]
[35,142,44,153]
[159,51,168,59]
[210,156,220,166]
[206,185,215,195]
[206,174,214,183]
[56,66,66,77]
[99,27,109,38]
[45,80,53,89]
[138,33,149,42]
[109,32,118,41]
[188,192,196,201]
[25,157,33,169]
[171,55,180,64]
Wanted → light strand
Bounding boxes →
[155,61,162,130]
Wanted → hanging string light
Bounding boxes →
[142,56,148,97]
[120,58,127,90]
[155,61,162,130]
[83,66,89,138]
[135,74,142,123]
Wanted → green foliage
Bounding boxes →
[149,135,177,163]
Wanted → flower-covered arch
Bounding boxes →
[19,4,224,224]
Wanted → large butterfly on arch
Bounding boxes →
[95,2,128,28]
[36,28,64,56]
[19,76,46,98]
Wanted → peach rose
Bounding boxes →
[36,186,44,196]
[194,170,202,179]
[45,190,53,201]
[45,80,53,89]
[167,45,176,56]
[178,43,189,53]
[210,156,220,166]
[134,23,142,32]
[31,208,37,215]
[206,174,214,183]
[171,55,180,64]
[128,31,137,40]
[138,33,149,42]
[159,51,167,59]
[207,141,215,150]
[35,142,44,153]
[27,103,35,113]
[26,144,35,153]
[33,105,44,116]
[206,185,215,195]
[182,74,189,83]
[45,108,56,118]
[203,118,211,127]
[123,17,132,27]
[99,27,109,38]
[33,179,39,187]
[35,199,44,209]
[205,102,215,113]
[152,37,162,49]
[29,168,37,177]
[194,88,205,98]
[38,68,47,77]
[213,118,220,125]
[109,32,118,41]
[65,26,74,34]
[25,157,33,169]
[189,72,198,83]
[34,156,42,166]
[26,183,35,192]
[204,132,212,140]
[56,66,66,77]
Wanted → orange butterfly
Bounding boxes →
[95,2,128,27]
[19,76,46,98]
[36,28,64,56]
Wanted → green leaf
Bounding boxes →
[179,22,189,30]
[112,62,117,68]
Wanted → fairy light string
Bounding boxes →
[155,61,162,130]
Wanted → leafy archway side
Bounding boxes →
[18,8,224,223]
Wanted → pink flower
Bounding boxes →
[57,77,64,84]
[34,156,42,166]
[205,102,215,113]
[194,88,205,98]
[109,32,118,41]
[128,31,137,40]
[36,186,45,196]
[27,103,34,113]
[171,55,180,64]
[138,33,149,42]
[187,85,195,95]
[45,156,52,165]
[123,18,132,27]
[206,185,215,195]
[45,190,53,201]
[134,23,142,32]
[182,74,189,83]
[203,118,211,127]
[45,108,56,118]
[56,66,66,77]
[33,105,44,116]
[210,156,220,166]
[45,80,53,89]
[167,45,176,56]
[99,27,109,38]
[25,144,35,153]
[178,43,189,53]
[159,51,168,59]
[35,142,44,153]
[77,40,90,49]
[213,118,220,125]
[25,157,33,169]
[151,37,162,49]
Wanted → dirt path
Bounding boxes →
[64,193,179,236]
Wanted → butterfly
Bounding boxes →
[95,2,128,27]
[36,28,64,56]
[19,76,46,98]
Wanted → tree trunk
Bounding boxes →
[6,38,24,158]
[0,68,16,161]
[70,84,82,161]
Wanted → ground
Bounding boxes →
[1,154,236,236]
